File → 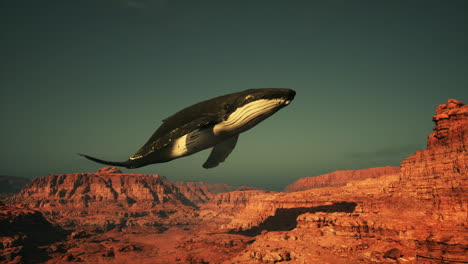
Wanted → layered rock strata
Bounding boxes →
[397,98,468,222]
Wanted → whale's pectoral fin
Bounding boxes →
[202,135,239,169]
[131,114,221,160]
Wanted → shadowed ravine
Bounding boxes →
[232,202,358,236]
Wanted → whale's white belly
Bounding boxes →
[170,128,220,158]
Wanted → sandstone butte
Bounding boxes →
[0,98,466,264]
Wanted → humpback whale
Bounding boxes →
[79,88,295,169]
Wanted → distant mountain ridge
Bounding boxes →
[0,175,31,199]
[176,181,241,194]
[284,166,400,192]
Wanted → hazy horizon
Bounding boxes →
[1,0,467,190]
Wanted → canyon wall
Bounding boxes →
[396,99,468,222]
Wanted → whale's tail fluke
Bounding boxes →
[77,153,132,168]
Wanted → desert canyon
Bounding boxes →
[1,99,467,264]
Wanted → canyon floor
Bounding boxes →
[1,99,467,264]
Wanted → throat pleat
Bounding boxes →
[214,99,283,134]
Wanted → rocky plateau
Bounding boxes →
[1,99,467,264]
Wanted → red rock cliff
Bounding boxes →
[397,99,468,221]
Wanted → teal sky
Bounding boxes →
[1,0,467,190]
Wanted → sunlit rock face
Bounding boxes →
[398,99,468,222]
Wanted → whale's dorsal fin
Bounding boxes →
[202,135,239,169]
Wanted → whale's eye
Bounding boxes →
[224,104,233,111]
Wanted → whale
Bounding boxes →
[79,88,296,169]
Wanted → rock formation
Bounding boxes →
[284,166,400,192]
[200,189,275,227]
[6,169,210,232]
[397,98,467,222]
